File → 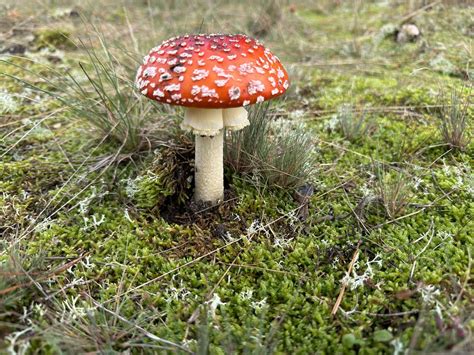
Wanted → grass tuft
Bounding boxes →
[334,104,375,143]
[435,86,472,151]
[372,163,413,219]
[225,104,316,190]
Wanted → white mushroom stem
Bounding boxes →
[195,130,224,203]
[181,107,249,203]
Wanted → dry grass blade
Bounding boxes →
[0,254,87,296]
[331,240,361,316]
[86,295,192,353]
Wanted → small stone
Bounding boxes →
[397,24,420,43]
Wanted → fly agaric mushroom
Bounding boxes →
[135,34,289,203]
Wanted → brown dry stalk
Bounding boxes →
[399,0,441,24]
[331,241,362,316]
[0,253,88,296]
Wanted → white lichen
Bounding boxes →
[0,90,18,114]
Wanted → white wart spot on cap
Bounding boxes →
[153,88,165,97]
[164,83,181,91]
[159,73,172,81]
[200,85,218,98]
[239,63,254,74]
[229,86,240,100]
[191,85,201,96]
[215,79,229,87]
[248,80,265,95]
[209,55,224,63]
[192,69,209,81]
[173,66,186,73]
[143,67,157,78]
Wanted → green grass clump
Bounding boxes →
[333,104,375,142]
[226,104,316,190]
[436,86,472,151]
[373,164,413,219]
[3,29,167,155]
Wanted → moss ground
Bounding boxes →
[1,1,473,353]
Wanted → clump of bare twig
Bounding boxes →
[436,86,472,151]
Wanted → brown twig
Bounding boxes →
[399,1,441,24]
[331,240,362,316]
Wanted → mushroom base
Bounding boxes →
[194,130,224,203]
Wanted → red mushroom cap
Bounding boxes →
[135,34,289,108]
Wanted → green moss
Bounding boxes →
[124,150,188,209]
[34,27,76,50]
